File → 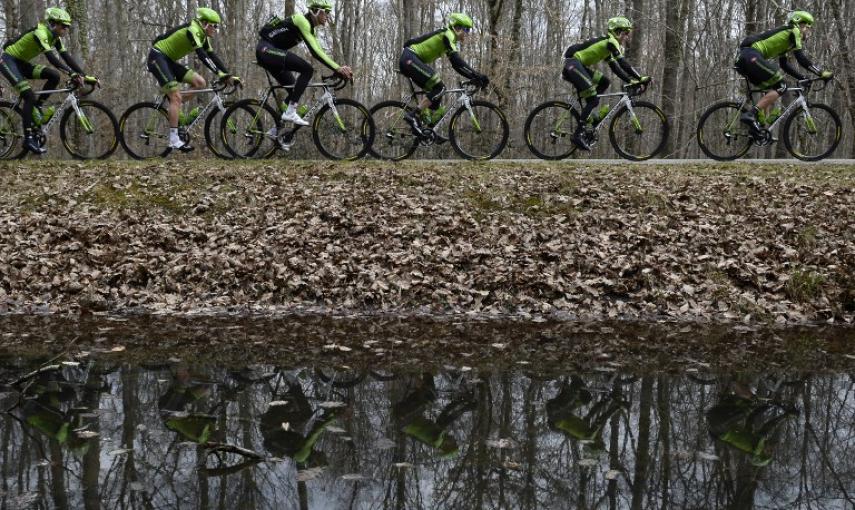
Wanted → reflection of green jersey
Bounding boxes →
[4,23,66,61]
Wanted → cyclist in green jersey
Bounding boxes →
[399,13,489,135]
[147,7,241,152]
[561,16,650,150]
[736,10,832,133]
[0,7,99,154]
[256,0,353,127]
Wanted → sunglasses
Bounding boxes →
[460,27,471,33]
[205,23,220,30]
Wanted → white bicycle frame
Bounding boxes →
[14,87,84,135]
[572,90,634,132]
[153,87,228,134]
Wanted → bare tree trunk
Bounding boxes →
[660,0,688,156]
[829,0,855,157]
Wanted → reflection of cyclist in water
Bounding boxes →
[706,382,799,467]
[157,365,217,444]
[13,367,92,452]
[545,376,629,453]
[392,373,477,458]
[259,376,339,468]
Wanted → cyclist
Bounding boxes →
[0,7,98,154]
[736,10,833,133]
[147,7,241,152]
[399,13,489,136]
[256,0,353,128]
[561,16,650,150]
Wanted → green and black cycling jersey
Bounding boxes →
[740,25,820,79]
[153,19,229,75]
[3,22,83,75]
[259,14,340,72]
[404,27,479,80]
[563,33,641,82]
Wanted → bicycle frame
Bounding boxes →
[733,88,811,134]
[11,87,92,135]
[398,80,483,134]
[256,80,344,139]
[152,87,228,134]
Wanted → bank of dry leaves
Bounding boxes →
[0,160,853,325]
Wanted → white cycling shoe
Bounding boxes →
[280,110,309,126]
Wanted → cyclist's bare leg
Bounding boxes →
[166,90,182,128]
[757,90,780,117]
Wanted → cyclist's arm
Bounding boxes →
[295,15,340,71]
[448,51,480,81]
[58,50,85,75]
[195,47,230,75]
[44,49,75,75]
[779,55,806,81]
[606,41,640,82]
[793,49,822,76]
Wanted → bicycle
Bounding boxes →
[0,78,119,160]
[219,70,374,161]
[118,78,241,160]
[369,75,509,161]
[524,82,668,161]
[696,73,841,161]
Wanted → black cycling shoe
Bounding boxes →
[404,110,423,136]
[571,131,591,151]
[24,135,46,155]
[739,109,762,135]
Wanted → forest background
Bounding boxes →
[1,0,854,158]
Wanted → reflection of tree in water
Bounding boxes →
[1,363,854,509]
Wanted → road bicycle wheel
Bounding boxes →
[696,101,752,161]
[449,100,509,160]
[608,100,668,161]
[0,101,25,160]
[782,103,842,161]
[312,98,374,160]
[368,100,419,161]
[524,101,580,160]
[220,99,279,159]
[59,100,119,159]
[204,106,238,160]
[120,102,171,159]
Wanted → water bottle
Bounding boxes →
[187,106,201,125]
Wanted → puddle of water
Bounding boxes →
[1,359,853,509]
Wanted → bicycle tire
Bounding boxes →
[119,102,172,159]
[608,100,669,161]
[220,99,279,159]
[59,99,119,159]
[368,100,419,161]
[782,102,842,161]
[449,99,509,160]
[696,101,752,161]
[203,106,236,160]
[312,98,374,160]
[0,100,26,160]
[523,101,580,160]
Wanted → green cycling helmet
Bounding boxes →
[45,7,72,26]
[787,10,814,27]
[308,0,333,11]
[607,16,633,34]
[196,7,221,24]
[448,13,474,29]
